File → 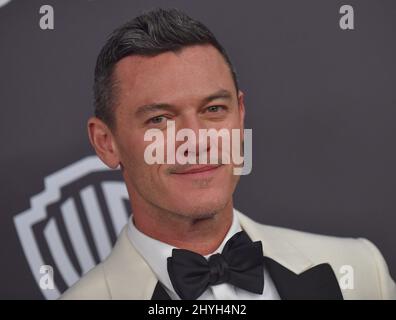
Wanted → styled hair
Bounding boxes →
[94,8,238,130]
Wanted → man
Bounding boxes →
[61,8,395,300]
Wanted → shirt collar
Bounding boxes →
[127,209,242,297]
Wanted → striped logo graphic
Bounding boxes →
[14,156,130,299]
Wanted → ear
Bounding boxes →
[87,117,120,169]
[237,90,246,140]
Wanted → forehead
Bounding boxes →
[113,44,236,109]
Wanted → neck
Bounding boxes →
[131,198,234,256]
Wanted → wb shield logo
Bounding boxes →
[14,156,130,299]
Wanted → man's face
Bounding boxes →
[111,44,245,218]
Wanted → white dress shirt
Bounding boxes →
[127,209,280,300]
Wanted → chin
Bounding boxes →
[168,193,231,220]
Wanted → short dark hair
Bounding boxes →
[94,8,239,130]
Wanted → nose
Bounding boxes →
[176,115,211,163]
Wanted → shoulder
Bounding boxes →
[59,263,111,300]
[59,225,157,300]
[256,220,382,264]
[243,213,396,299]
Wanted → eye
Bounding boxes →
[149,115,166,124]
[206,105,224,113]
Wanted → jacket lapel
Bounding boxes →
[151,281,172,300]
[103,225,173,300]
[102,227,159,299]
[264,256,343,299]
[237,210,344,300]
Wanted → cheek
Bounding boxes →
[131,140,164,176]
[117,135,147,173]
[219,112,243,131]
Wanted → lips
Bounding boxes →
[172,164,222,175]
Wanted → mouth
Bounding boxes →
[171,164,223,178]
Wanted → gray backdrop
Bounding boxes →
[0,0,395,299]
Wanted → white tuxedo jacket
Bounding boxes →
[61,210,396,300]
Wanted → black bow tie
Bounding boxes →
[167,230,265,300]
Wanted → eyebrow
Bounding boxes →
[134,89,233,118]
[202,89,233,105]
